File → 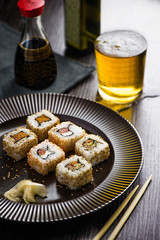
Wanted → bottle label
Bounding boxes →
[65,0,83,49]
[65,0,100,50]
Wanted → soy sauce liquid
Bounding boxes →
[15,37,57,89]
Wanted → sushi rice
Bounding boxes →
[26,109,60,142]
[3,127,38,161]
[56,155,93,190]
[75,134,110,166]
[48,121,86,152]
[27,139,65,175]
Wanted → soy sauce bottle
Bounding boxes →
[15,0,57,89]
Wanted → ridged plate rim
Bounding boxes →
[0,93,143,222]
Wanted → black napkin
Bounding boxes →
[0,22,95,99]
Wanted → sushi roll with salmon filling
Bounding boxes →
[3,127,38,161]
[27,140,65,175]
[75,134,110,166]
[48,121,86,152]
[56,155,93,190]
[26,109,60,142]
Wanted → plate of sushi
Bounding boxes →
[0,93,143,222]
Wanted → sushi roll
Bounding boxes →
[48,121,86,152]
[3,127,38,161]
[75,134,110,166]
[27,139,65,175]
[56,155,93,190]
[26,109,60,142]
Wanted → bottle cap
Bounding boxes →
[17,0,45,18]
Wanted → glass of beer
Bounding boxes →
[94,30,147,104]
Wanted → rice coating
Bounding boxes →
[3,127,38,161]
[56,155,93,190]
[26,109,60,142]
[75,134,110,166]
[48,121,86,152]
[27,140,65,175]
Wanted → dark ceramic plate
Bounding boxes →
[0,93,143,222]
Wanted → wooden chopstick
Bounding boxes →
[93,185,139,240]
[108,175,152,240]
[93,175,152,240]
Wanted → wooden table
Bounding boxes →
[0,0,160,239]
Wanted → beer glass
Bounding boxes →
[94,30,147,104]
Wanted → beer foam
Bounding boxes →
[95,30,147,58]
